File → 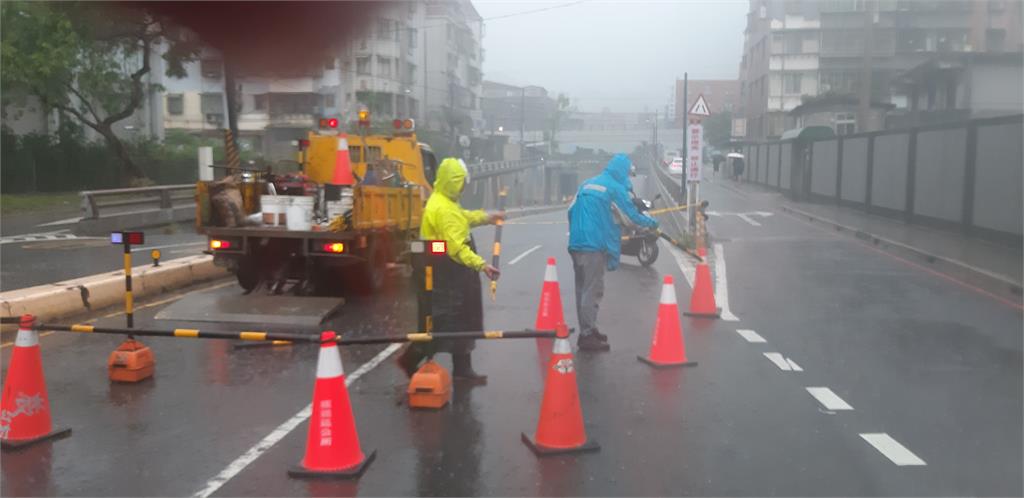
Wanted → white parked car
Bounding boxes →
[668,156,684,176]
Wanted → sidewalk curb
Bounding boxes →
[781,205,1023,302]
[0,255,228,329]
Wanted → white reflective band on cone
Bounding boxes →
[337,137,348,150]
[660,282,677,305]
[544,263,558,282]
[316,344,344,378]
[15,328,39,347]
[552,337,572,355]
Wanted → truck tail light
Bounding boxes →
[322,242,345,253]
[429,240,446,255]
[210,239,232,250]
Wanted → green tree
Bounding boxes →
[1,2,200,184]
[702,110,733,149]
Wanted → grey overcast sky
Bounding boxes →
[474,0,748,112]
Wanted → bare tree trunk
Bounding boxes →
[96,123,145,184]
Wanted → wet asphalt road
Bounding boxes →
[2,168,1021,496]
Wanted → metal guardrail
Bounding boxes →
[80,185,194,220]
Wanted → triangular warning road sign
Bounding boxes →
[689,95,711,116]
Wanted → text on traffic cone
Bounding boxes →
[522,323,599,456]
[534,257,565,331]
[1,315,71,450]
[289,331,375,478]
[638,275,697,368]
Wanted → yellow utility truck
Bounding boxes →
[196,115,439,295]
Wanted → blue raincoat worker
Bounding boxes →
[397,158,502,383]
[568,153,658,351]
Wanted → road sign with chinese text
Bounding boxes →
[687,123,703,183]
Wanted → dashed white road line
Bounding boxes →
[860,433,927,466]
[713,243,740,321]
[36,216,82,227]
[737,213,762,226]
[193,343,402,498]
[736,329,766,343]
[507,244,542,265]
[806,387,853,411]
[764,352,803,371]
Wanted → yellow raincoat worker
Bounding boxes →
[397,158,502,383]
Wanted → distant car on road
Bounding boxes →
[668,156,684,176]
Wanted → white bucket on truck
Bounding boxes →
[260,195,288,226]
[286,196,314,231]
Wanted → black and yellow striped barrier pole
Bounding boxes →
[646,200,709,217]
[18,320,559,346]
[224,129,240,173]
[110,231,145,329]
[490,186,508,301]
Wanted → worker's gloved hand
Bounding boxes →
[488,211,506,225]
[482,264,501,281]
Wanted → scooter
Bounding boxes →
[621,193,662,267]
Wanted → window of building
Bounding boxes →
[356,56,371,76]
[835,112,856,135]
[408,28,418,49]
[785,33,803,54]
[406,62,417,85]
[377,18,392,40]
[200,93,223,114]
[785,0,802,14]
[200,58,223,79]
[377,56,392,79]
[784,73,802,94]
[986,29,1006,52]
[359,37,368,51]
[897,29,926,52]
[166,94,184,115]
[324,94,336,108]
[254,94,268,111]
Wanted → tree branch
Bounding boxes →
[63,82,102,123]
[101,37,151,126]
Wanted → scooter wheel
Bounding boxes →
[638,240,659,267]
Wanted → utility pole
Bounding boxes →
[682,72,688,206]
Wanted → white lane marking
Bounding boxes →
[36,216,82,227]
[508,244,542,266]
[713,243,740,321]
[806,387,853,411]
[860,433,927,466]
[764,352,803,371]
[662,240,696,288]
[737,213,762,226]
[736,329,766,343]
[193,343,402,498]
[131,241,206,252]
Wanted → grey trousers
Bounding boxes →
[570,250,606,338]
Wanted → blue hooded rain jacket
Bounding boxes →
[568,154,658,270]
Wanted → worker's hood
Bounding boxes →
[604,153,632,186]
[434,158,468,201]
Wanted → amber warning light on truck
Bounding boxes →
[430,241,447,255]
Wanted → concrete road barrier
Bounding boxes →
[0,255,228,330]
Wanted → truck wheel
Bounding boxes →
[353,244,387,295]
[236,257,261,293]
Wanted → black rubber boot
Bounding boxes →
[577,333,611,352]
[452,353,488,385]
[396,345,424,378]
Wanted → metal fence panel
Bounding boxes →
[811,140,839,197]
[780,143,792,191]
[914,128,967,223]
[841,137,869,203]
[973,121,1023,235]
[871,134,910,211]
[767,144,779,187]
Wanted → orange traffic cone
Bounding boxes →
[289,331,375,478]
[684,257,721,319]
[1,315,71,450]
[522,323,599,456]
[638,275,698,368]
[534,257,563,376]
[534,257,565,331]
[332,134,355,186]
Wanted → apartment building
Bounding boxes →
[481,81,556,134]
[737,0,1023,140]
[423,0,485,135]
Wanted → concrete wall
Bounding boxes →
[841,137,869,203]
[973,121,1023,235]
[780,143,792,191]
[811,139,839,197]
[914,128,967,223]
[870,134,909,211]
[767,144,779,187]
